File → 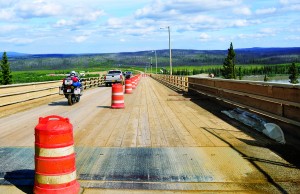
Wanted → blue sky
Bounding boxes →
[0,0,300,54]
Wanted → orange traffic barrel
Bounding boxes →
[34,115,80,194]
[112,83,125,108]
[125,79,132,94]
[132,77,136,89]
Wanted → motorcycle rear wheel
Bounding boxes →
[67,94,73,105]
[76,96,80,102]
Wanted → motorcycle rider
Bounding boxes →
[61,70,83,93]
[69,71,82,88]
[59,70,83,105]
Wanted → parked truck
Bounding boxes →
[104,70,124,87]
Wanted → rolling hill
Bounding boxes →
[3,47,300,71]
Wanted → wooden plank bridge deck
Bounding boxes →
[0,76,299,193]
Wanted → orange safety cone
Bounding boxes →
[111,83,125,108]
[34,115,80,194]
[125,79,132,94]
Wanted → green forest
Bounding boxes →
[171,64,295,77]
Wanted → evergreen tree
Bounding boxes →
[264,74,269,82]
[238,66,242,80]
[289,62,299,84]
[221,42,236,79]
[0,52,13,85]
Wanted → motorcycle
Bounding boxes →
[59,77,83,105]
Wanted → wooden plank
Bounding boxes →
[167,101,215,147]
[148,81,183,147]
[106,112,131,147]
[91,111,121,146]
[146,85,168,147]
[121,107,139,147]
[147,84,195,147]
[162,101,199,147]
[169,100,228,147]
[122,79,144,147]
[135,82,151,147]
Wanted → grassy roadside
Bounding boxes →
[9,67,144,84]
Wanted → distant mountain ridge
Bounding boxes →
[4,47,300,71]
[0,52,29,57]
[3,47,300,58]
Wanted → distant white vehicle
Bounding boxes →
[79,71,85,77]
[104,70,124,86]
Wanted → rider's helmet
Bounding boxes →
[70,70,77,77]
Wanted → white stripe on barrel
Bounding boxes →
[35,145,74,157]
[112,92,124,96]
[35,170,77,184]
[112,100,125,103]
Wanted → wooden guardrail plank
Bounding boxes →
[188,86,300,127]
[0,87,59,107]
[189,77,300,103]
[150,74,300,127]
[0,77,104,107]
[188,77,300,125]
[0,81,61,95]
[151,74,188,92]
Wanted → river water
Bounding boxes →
[242,75,300,84]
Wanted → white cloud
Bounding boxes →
[233,7,252,15]
[285,36,300,40]
[255,7,276,15]
[279,0,300,11]
[0,0,18,7]
[231,19,261,27]
[259,28,276,34]
[123,27,155,37]
[135,0,242,18]
[163,0,242,12]
[0,37,34,44]
[53,8,104,29]
[237,34,261,39]
[104,17,158,37]
[199,33,210,41]
[0,0,299,53]
[72,8,105,25]
[107,18,125,29]
[237,31,275,39]
[286,4,300,11]
[0,25,23,33]
[280,0,299,5]
[55,19,74,27]
[73,35,89,43]
[15,1,62,18]
[133,1,262,34]
[230,20,249,27]
[289,28,300,33]
[0,9,16,20]
[190,15,219,24]
[218,37,226,42]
